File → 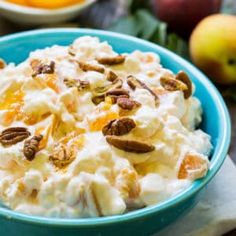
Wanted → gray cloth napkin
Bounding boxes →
[156,156,236,236]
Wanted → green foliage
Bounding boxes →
[128,0,152,13]
[222,87,236,102]
[109,9,189,59]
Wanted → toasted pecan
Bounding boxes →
[0,127,31,146]
[102,118,136,136]
[160,74,188,93]
[117,97,141,110]
[92,95,106,105]
[127,75,159,106]
[31,60,55,77]
[0,58,6,69]
[175,71,192,99]
[78,61,105,73]
[92,79,123,105]
[64,78,90,91]
[106,88,129,97]
[106,70,118,82]
[106,136,155,153]
[68,46,76,56]
[96,55,126,65]
[49,143,76,168]
[106,88,130,104]
[23,135,43,161]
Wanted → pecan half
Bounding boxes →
[23,135,43,161]
[102,118,136,136]
[106,136,155,153]
[106,88,130,104]
[64,78,90,91]
[96,55,125,65]
[68,46,76,56]
[79,80,90,90]
[127,75,140,90]
[106,70,118,82]
[175,71,192,99]
[78,61,105,73]
[127,75,159,106]
[49,143,76,168]
[0,127,31,146]
[31,60,55,77]
[92,95,105,105]
[109,78,123,90]
[91,79,123,105]
[106,88,129,97]
[160,75,187,92]
[117,97,141,110]
[109,94,130,104]
[0,58,6,69]
[63,78,77,88]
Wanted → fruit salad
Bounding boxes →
[0,36,212,218]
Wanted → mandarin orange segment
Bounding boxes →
[33,75,59,93]
[70,135,85,150]
[27,0,84,9]
[141,54,155,63]
[89,111,119,132]
[7,0,28,6]
[59,131,85,145]
[35,127,45,136]
[35,126,49,150]
[102,97,113,111]
[117,168,140,199]
[44,74,60,93]
[0,89,24,110]
[23,115,38,126]
[178,153,207,179]
[3,110,16,126]
[35,115,56,150]
[0,89,25,126]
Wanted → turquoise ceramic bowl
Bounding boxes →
[0,29,231,236]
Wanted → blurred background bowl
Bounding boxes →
[0,0,96,26]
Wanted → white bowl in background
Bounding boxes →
[0,0,96,25]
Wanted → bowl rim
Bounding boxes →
[0,28,231,227]
[0,0,96,15]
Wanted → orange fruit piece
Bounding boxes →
[0,89,24,110]
[178,153,207,179]
[44,74,60,93]
[89,111,119,132]
[33,75,59,93]
[0,89,25,126]
[27,0,84,9]
[7,0,28,6]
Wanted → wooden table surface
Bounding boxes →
[0,10,236,235]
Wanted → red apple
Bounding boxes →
[152,0,222,37]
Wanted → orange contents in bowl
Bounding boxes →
[7,0,84,9]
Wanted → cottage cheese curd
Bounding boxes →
[0,36,212,218]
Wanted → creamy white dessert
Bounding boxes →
[0,36,212,218]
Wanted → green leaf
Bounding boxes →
[109,15,142,36]
[129,0,151,13]
[166,34,179,51]
[108,10,189,59]
[151,22,167,46]
[135,9,159,39]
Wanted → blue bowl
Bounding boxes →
[0,29,231,236]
